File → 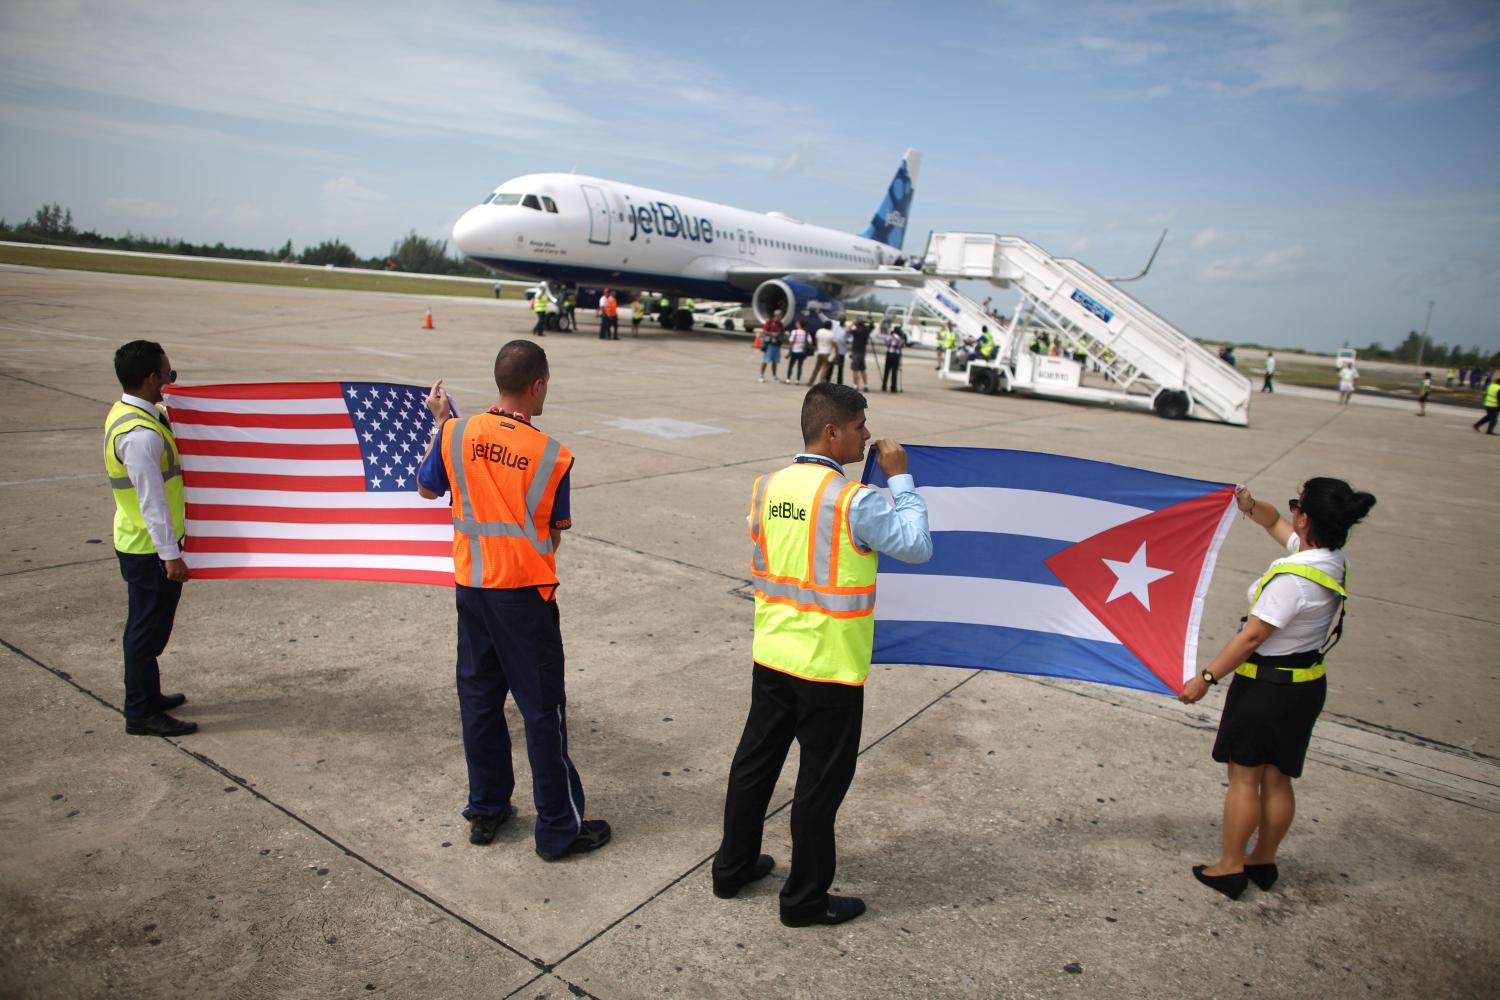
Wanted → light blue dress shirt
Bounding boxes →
[793,454,932,564]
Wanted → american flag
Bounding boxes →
[163,382,456,586]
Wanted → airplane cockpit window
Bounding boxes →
[492,193,522,206]
[541,196,558,213]
[521,194,543,210]
[481,194,494,204]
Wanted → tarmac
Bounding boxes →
[1,265,1497,999]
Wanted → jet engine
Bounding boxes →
[751,278,845,327]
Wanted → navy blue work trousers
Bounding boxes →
[454,584,584,855]
[117,549,183,719]
[715,662,864,920]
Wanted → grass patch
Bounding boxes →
[0,244,523,299]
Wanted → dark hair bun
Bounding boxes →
[1342,491,1376,525]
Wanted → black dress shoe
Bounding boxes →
[780,895,866,928]
[536,819,611,861]
[157,693,187,712]
[713,854,775,899]
[1192,864,1247,900]
[1244,863,1278,891]
[125,712,198,737]
[468,806,513,845]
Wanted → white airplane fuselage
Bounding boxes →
[451,172,901,303]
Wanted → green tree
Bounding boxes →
[23,203,74,236]
[300,238,358,268]
[388,230,452,274]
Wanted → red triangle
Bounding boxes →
[1044,487,1234,693]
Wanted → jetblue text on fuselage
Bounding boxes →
[626,196,715,244]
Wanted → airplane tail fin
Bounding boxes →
[860,148,921,250]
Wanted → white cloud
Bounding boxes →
[1200,243,1309,282]
[103,197,178,222]
[1190,227,1221,250]
[323,176,386,204]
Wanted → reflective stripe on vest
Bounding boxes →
[750,463,878,685]
[443,415,568,589]
[103,400,185,554]
[1237,561,1348,683]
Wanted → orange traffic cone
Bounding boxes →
[422,308,435,330]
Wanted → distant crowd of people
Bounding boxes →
[756,312,908,392]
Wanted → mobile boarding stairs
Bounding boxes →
[900,233,1251,426]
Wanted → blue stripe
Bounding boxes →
[863,445,1227,509]
[878,531,1067,585]
[873,620,1173,695]
[470,255,748,302]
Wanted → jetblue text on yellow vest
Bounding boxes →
[749,463,878,685]
[1235,561,1348,683]
[103,400,185,554]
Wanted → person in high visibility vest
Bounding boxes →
[105,340,196,737]
[1180,478,1376,898]
[599,288,619,340]
[417,341,610,859]
[970,325,997,363]
[713,384,932,927]
[1474,378,1500,434]
[936,324,955,370]
[1418,371,1432,417]
[531,287,549,337]
[631,299,645,337]
[562,291,576,332]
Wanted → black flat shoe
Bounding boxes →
[1192,865,1247,900]
[1244,863,1278,891]
[536,819,611,861]
[125,712,198,737]
[468,807,513,845]
[713,854,775,899]
[157,693,187,711]
[780,895,866,927]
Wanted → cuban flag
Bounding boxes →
[861,446,1237,696]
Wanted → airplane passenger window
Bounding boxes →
[522,194,542,210]
[492,193,521,206]
[541,196,558,213]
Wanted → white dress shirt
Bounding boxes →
[114,393,182,559]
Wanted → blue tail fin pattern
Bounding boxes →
[860,148,921,250]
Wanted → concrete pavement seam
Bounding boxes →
[0,633,605,999]
[0,555,116,579]
[0,371,114,406]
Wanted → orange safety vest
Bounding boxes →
[602,296,618,317]
[440,412,572,591]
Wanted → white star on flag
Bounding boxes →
[1101,543,1173,611]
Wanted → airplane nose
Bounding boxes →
[451,206,491,256]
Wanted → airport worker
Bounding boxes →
[937,325,955,369]
[1180,479,1375,899]
[563,291,577,332]
[598,289,618,340]
[1418,372,1432,416]
[1446,368,1456,388]
[713,383,932,926]
[494,281,503,299]
[106,340,196,738]
[1474,378,1500,434]
[881,324,905,392]
[1337,362,1358,405]
[532,287,549,337]
[786,319,811,384]
[760,311,785,383]
[631,299,644,337]
[1262,352,1276,393]
[1470,367,1482,389]
[417,341,610,859]
[1458,366,1469,387]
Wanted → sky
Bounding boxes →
[1,0,1497,353]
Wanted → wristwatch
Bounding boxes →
[1201,670,1217,686]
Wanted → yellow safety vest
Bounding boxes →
[533,292,548,313]
[1235,561,1347,683]
[1486,383,1499,407]
[103,400,185,555]
[749,462,878,685]
[978,335,997,358]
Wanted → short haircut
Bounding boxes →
[801,383,867,445]
[493,339,549,395]
[114,340,165,391]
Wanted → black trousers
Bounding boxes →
[787,351,807,381]
[454,585,585,855]
[1475,406,1498,433]
[117,550,183,719]
[532,311,547,335]
[715,663,863,918]
[882,353,902,392]
[1262,373,1274,392]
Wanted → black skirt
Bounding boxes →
[1210,673,1327,778]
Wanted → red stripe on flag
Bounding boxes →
[187,566,454,587]
[176,439,363,460]
[186,503,451,525]
[171,411,352,429]
[168,383,344,400]
[187,472,368,492]
[188,536,452,557]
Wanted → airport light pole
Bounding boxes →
[1417,299,1434,368]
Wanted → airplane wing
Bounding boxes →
[724,266,929,292]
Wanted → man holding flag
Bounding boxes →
[713,384,931,928]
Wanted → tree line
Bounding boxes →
[0,203,489,277]
[1354,330,1497,370]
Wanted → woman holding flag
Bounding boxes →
[1179,478,1376,899]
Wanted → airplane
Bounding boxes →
[450,150,924,330]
